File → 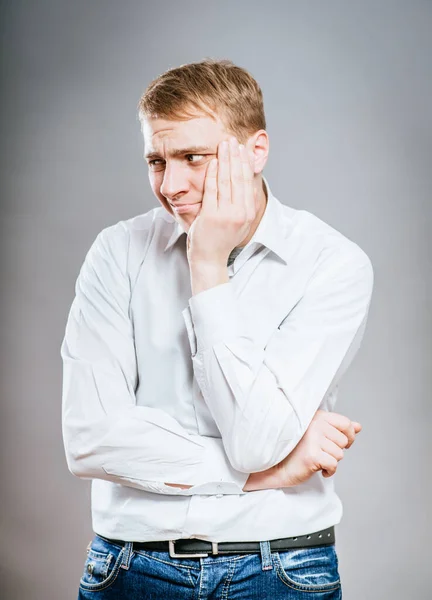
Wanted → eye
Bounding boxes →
[147,159,166,172]
[147,154,208,170]
[186,154,205,163]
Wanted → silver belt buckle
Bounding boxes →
[168,540,219,559]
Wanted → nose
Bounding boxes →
[160,161,189,202]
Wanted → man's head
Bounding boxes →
[138,59,269,233]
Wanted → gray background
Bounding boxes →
[1,1,431,598]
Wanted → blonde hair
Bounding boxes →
[137,58,266,143]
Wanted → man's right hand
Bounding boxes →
[243,410,362,491]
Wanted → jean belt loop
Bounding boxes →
[120,541,134,570]
[259,541,273,571]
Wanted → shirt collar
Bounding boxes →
[163,176,294,264]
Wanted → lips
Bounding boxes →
[171,202,201,214]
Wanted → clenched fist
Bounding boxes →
[276,410,361,487]
[243,410,361,491]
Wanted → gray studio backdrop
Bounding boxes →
[1,1,431,598]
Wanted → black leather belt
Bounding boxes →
[99,526,335,559]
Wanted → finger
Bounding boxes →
[318,452,338,477]
[322,469,335,478]
[323,422,349,449]
[241,144,256,221]
[321,438,345,462]
[339,422,355,449]
[345,421,361,449]
[314,411,357,448]
[327,419,355,448]
[346,422,357,447]
[202,158,218,212]
[217,140,231,207]
[325,412,356,442]
[229,136,244,207]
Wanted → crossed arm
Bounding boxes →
[61,224,373,495]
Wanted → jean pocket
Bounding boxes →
[274,544,341,593]
[79,535,124,592]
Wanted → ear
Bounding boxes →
[248,130,269,175]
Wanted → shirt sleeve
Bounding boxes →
[61,223,248,496]
[182,246,374,474]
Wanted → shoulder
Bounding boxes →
[87,205,174,274]
[95,205,170,250]
[282,205,373,293]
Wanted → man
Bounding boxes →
[61,59,373,599]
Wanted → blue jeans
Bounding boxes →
[78,533,342,598]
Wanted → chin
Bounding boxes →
[175,215,194,234]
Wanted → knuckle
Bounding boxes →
[340,416,351,429]
[304,452,317,469]
[329,411,343,422]
[209,214,223,226]
[325,456,338,473]
[313,409,327,422]
[233,213,247,225]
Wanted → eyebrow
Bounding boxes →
[144,146,214,160]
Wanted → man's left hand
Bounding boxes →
[187,136,258,265]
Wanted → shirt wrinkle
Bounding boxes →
[61,176,374,542]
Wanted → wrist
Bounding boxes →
[188,254,228,269]
[242,464,282,492]
[189,260,229,296]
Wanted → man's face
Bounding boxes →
[142,112,232,233]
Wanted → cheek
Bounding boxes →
[149,172,163,197]
[148,171,160,192]
[195,167,208,193]
[149,174,173,213]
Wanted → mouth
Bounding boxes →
[170,202,201,214]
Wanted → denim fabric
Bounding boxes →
[78,533,342,599]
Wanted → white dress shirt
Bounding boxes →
[61,177,373,542]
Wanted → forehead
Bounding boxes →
[142,114,227,153]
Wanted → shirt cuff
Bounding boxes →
[184,283,244,354]
[188,436,249,495]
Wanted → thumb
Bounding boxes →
[352,421,362,433]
